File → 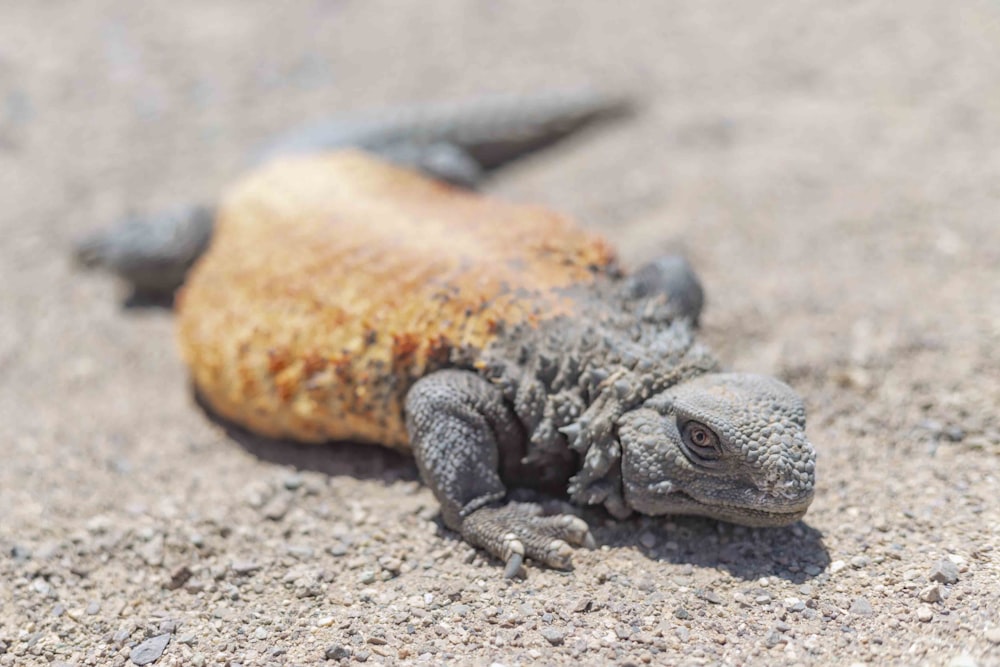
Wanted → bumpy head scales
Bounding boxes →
[618,372,816,526]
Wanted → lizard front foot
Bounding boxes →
[460,502,595,578]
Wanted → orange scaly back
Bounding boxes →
[177,151,616,448]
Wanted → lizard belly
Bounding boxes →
[176,151,616,448]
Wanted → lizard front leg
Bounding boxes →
[405,369,594,577]
[623,255,705,324]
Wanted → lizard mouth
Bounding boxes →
[664,490,812,527]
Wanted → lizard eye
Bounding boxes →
[680,420,721,461]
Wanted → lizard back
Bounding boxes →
[176,151,617,448]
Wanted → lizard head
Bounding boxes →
[617,372,815,526]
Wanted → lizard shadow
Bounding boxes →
[587,510,830,584]
[196,397,827,582]
[196,396,420,484]
[121,289,176,310]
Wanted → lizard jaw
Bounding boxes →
[651,487,814,527]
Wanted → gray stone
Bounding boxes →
[261,491,294,521]
[919,584,943,603]
[942,426,965,442]
[850,597,873,615]
[540,627,566,645]
[324,645,351,660]
[231,561,261,575]
[929,559,959,584]
[130,633,170,665]
[699,589,723,605]
[850,555,871,568]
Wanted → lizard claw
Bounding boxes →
[460,503,595,576]
[503,551,524,579]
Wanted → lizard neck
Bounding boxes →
[478,281,720,508]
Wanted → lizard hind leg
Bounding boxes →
[405,369,595,577]
[74,204,215,297]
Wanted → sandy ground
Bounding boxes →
[1,2,999,665]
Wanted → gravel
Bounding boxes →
[1,2,998,666]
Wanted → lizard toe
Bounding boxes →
[460,503,594,576]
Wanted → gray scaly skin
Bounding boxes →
[406,259,815,576]
[74,89,630,296]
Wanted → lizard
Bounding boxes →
[74,89,631,297]
[75,97,816,578]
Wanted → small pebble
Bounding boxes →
[829,560,847,574]
[850,597,873,616]
[916,606,933,623]
[232,561,261,575]
[324,645,351,660]
[283,473,304,490]
[139,534,165,567]
[540,627,565,645]
[286,544,315,559]
[919,585,943,603]
[929,559,959,584]
[639,532,656,549]
[984,627,1000,645]
[262,492,294,521]
[130,633,170,666]
[166,565,193,590]
[942,426,965,442]
[850,555,871,568]
[673,608,691,620]
[699,589,723,604]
